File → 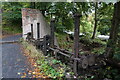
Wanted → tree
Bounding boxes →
[105,1,120,58]
[92,2,98,39]
[2,2,30,26]
[97,3,114,35]
[35,2,52,17]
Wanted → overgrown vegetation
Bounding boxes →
[2,1,120,79]
[21,40,72,79]
[2,26,22,34]
[55,32,73,51]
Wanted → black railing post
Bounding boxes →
[73,13,81,76]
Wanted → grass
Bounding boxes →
[2,26,22,34]
[55,32,73,51]
[91,47,105,54]
[55,32,107,55]
[21,40,69,79]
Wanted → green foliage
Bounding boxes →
[2,2,30,19]
[79,51,85,54]
[80,15,93,35]
[4,2,120,79]
[52,3,74,32]
[21,40,45,59]
[114,47,120,60]
[2,2,30,23]
[97,3,114,35]
[22,41,66,79]
[38,61,61,78]
[45,2,94,33]
[2,2,30,33]
[92,47,105,54]
[92,38,107,45]
[2,2,113,35]
[51,59,61,64]
[96,67,120,79]
[37,58,66,78]
[80,35,107,45]
[2,2,114,35]
[80,35,92,42]
[2,2,21,20]
[55,32,73,50]
[98,25,110,35]
[2,26,22,33]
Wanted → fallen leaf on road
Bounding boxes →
[21,76,26,78]
[17,59,21,62]
[17,72,21,75]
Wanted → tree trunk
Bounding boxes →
[73,13,81,76]
[92,2,98,39]
[105,1,120,58]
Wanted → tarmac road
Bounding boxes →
[1,34,32,78]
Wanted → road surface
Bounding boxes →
[1,34,32,78]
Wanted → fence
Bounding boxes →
[26,13,105,77]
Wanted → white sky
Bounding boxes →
[0,0,119,2]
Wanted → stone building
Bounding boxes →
[21,8,58,46]
[21,8,50,40]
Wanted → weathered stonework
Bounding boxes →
[21,8,50,40]
[21,8,58,46]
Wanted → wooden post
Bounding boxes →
[43,36,47,56]
[73,13,81,76]
[50,19,55,48]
